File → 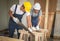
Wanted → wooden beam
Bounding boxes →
[0,36,24,41]
[44,0,49,29]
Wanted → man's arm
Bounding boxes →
[26,15,32,28]
[38,16,42,26]
[9,4,16,18]
[38,9,42,27]
[9,10,14,18]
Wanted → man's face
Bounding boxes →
[20,5,26,12]
[34,9,39,14]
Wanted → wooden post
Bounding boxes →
[44,0,49,41]
[30,32,44,41]
[44,0,49,29]
[19,29,29,41]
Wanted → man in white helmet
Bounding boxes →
[28,3,42,32]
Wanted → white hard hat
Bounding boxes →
[33,3,41,10]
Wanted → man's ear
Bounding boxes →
[22,5,25,9]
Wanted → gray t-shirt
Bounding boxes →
[30,9,42,17]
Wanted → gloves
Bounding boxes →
[36,25,40,30]
[14,29,17,35]
[28,27,33,32]
[31,26,36,30]
[13,17,20,23]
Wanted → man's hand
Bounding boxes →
[36,25,40,30]
[31,26,36,31]
[13,17,20,23]
[28,27,33,32]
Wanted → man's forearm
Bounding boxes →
[38,16,41,26]
[9,10,14,18]
[26,16,32,28]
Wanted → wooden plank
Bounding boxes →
[0,36,24,41]
[34,0,57,12]
[18,29,29,41]
[49,0,57,12]
[30,32,44,41]
[44,0,49,29]
[44,0,49,40]
[47,12,55,37]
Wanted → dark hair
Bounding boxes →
[22,5,25,9]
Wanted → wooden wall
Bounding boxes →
[34,0,57,37]
[34,0,57,12]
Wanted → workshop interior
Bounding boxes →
[0,0,60,41]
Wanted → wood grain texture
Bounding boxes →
[0,36,24,41]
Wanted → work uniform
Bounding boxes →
[9,4,30,38]
[31,9,42,27]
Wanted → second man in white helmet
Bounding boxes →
[28,3,42,32]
